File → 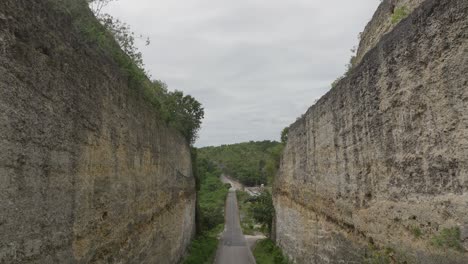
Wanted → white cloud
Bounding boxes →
[105,0,380,146]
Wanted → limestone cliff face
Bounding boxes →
[355,0,424,65]
[0,0,195,263]
[274,0,468,263]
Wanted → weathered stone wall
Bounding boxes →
[0,0,195,263]
[355,0,424,65]
[274,0,468,263]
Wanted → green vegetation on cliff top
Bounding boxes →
[50,0,204,144]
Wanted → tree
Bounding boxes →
[87,0,116,16]
[251,191,275,236]
[281,127,289,144]
[164,90,205,145]
[87,0,150,69]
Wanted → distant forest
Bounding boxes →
[198,140,284,186]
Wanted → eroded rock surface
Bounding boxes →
[355,0,425,65]
[0,0,195,263]
[274,0,468,263]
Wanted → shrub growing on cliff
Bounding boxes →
[51,0,204,144]
[161,89,205,145]
[431,227,463,251]
[391,6,409,24]
[87,0,149,69]
[281,127,289,144]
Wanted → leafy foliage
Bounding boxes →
[97,14,148,69]
[87,0,116,16]
[236,190,261,235]
[196,157,229,231]
[182,153,229,263]
[199,141,282,186]
[280,127,289,144]
[87,0,148,69]
[250,190,275,235]
[410,226,422,238]
[182,225,223,264]
[160,88,204,145]
[253,239,290,264]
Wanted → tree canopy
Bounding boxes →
[198,141,282,186]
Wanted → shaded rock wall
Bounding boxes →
[0,0,195,263]
[274,0,468,263]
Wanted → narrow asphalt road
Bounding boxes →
[214,190,256,264]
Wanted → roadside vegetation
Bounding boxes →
[182,225,224,264]
[50,0,204,144]
[237,190,261,235]
[254,239,290,264]
[237,189,275,235]
[237,186,289,264]
[182,150,230,264]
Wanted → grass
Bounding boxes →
[364,246,396,264]
[253,239,290,264]
[391,6,409,24]
[431,227,463,251]
[182,156,229,263]
[182,224,223,264]
[410,226,422,238]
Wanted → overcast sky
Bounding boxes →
[105,0,380,147]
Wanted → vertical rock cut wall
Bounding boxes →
[0,0,196,263]
[274,0,468,263]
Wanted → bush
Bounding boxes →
[182,226,222,264]
[364,246,395,264]
[254,239,289,264]
[410,226,422,238]
[251,191,275,236]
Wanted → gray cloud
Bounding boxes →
[106,0,380,146]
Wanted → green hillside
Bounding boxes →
[198,141,283,186]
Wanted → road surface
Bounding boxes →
[214,190,256,264]
[220,174,243,191]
